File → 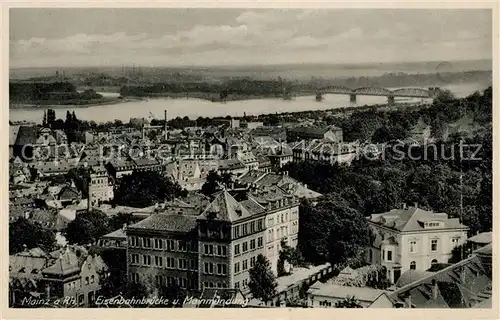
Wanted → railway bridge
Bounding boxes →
[284,85,441,105]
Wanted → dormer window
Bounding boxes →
[425,221,443,228]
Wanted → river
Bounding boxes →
[9,82,489,124]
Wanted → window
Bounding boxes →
[154,256,163,267]
[431,239,438,252]
[129,236,139,247]
[131,273,139,283]
[234,244,240,255]
[250,239,256,250]
[382,250,385,260]
[178,240,187,252]
[242,259,248,271]
[85,277,89,285]
[217,245,227,257]
[242,242,248,253]
[179,259,188,270]
[410,261,416,270]
[217,263,227,275]
[131,254,139,264]
[235,282,240,289]
[180,278,187,288]
[204,262,214,274]
[257,237,263,248]
[257,219,263,230]
[166,239,175,251]
[90,275,95,284]
[166,257,176,268]
[387,251,393,261]
[143,255,152,265]
[451,238,460,245]
[143,237,152,248]
[409,241,417,253]
[242,224,248,235]
[268,229,274,242]
[250,256,256,267]
[234,226,241,238]
[78,294,85,305]
[155,275,165,286]
[242,279,248,288]
[250,221,256,233]
[190,259,197,270]
[204,244,214,255]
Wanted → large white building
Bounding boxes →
[367,205,469,284]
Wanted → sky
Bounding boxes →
[10,8,493,68]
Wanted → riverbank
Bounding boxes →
[9,96,145,110]
[122,91,321,103]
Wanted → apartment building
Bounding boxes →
[88,165,113,208]
[125,189,300,295]
[367,205,469,284]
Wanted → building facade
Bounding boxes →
[367,205,469,284]
[125,189,300,295]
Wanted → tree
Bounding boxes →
[42,111,47,127]
[65,210,111,245]
[298,195,372,265]
[448,243,471,264]
[201,170,224,196]
[248,254,277,303]
[335,296,363,308]
[9,217,56,254]
[114,171,185,208]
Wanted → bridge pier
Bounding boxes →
[387,95,395,105]
[349,94,357,103]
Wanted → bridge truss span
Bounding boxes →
[391,87,431,98]
[354,87,393,96]
[318,85,353,94]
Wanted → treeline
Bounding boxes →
[282,88,492,238]
[306,70,492,88]
[10,82,103,102]
[120,79,285,97]
[10,82,76,102]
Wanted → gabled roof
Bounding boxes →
[42,246,88,276]
[200,189,253,222]
[14,126,39,146]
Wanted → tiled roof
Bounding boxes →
[307,282,385,302]
[388,252,492,308]
[395,270,435,288]
[10,125,21,145]
[102,228,127,239]
[42,246,88,276]
[129,213,198,233]
[467,232,492,244]
[14,126,39,146]
[369,207,468,232]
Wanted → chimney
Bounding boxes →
[414,202,418,208]
[403,203,407,210]
[431,279,438,300]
